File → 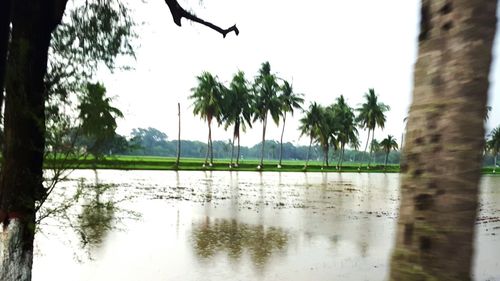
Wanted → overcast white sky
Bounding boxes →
[101,0,500,147]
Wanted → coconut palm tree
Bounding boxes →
[253,62,281,169]
[277,80,304,168]
[356,88,390,169]
[331,95,358,170]
[298,102,323,169]
[317,107,338,169]
[390,2,497,279]
[380,135,398,170]
[222,71,254,168]
[487,125,500,173]
[190,71,223,167]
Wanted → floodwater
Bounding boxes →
[32,171,500,281]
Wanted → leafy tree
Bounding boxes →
[78,82,123,160]
[277,80,303,168]
[330,95,358,170]
[190,72,223,166]
[0,0,238,278]
[298,102,323,169]
[356,88,389,169]
[380,135,398,170]
[390,2,497,280]
[222,71,253,167]
[253,62,281,169]
[486,125,500,173]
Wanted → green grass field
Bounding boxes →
[43,155,499,174]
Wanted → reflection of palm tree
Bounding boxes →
[380,135,398,170]
[190,72,223,166]
[191,218,288,269]
[77,183,115,248]
[356,89,389,169]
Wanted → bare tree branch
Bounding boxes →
[164,0,239,38]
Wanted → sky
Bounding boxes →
[101,0,500,147]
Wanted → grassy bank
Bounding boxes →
[43,155,499,174]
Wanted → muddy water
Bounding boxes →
[32,171,500,281]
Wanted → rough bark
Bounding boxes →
[390,1,497,280]
[0,1,68,280]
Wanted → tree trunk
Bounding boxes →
[0,0,10,116]
[359,129,371,169]
[209,123,213,165]
[204,120,210,166]
[323,145,329,168]
[339,144,345,170]
[384,151,388,171]
[368,128,375,168]
[305,135,312,169]
[0,1,67,280]
[494,153,497,173]
[278,113,286,167]
[175,103,181,166]
[236,132,241,166]
[259,114,267,168]
[230,123,237,167]
[390,1,497,280]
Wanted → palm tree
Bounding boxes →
[390,2,497,279]
[487,126,500,173]
[317,107,338,169]
[221,71,253,168]
[331,95,358,170]
[298,102,323,169]
[190,71,223,167]
[356,88,389,169]
[253,62,281,169]
[277,80,304,168]
[380,135,398,170]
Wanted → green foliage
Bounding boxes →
[190,71,224,124]
[279,80,304,117]
[380,135,399,153]
[253,62,281,125]
[221,71,254,135]
[356,88,390,132]
[78,82,123,158]
[486,125,500,155]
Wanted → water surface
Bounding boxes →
[33,171,500,280]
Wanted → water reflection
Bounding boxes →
[191,217,288,269]
[77,183,116,248]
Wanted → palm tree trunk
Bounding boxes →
[324,146,329,168]
[390,2,497,280]
[236,133,241,166]
[175,103,181,166]
[494,152,497,173]
[259,114,267,168]
[305,135,313,169]
[204,121,210,166]
[339,144,345,170]
[0,0,10,121]
[278,113,286,167]
[230,124,236,167]
[360,129,371,169]
[384,151,388,171]
[368,129,375,168]
[208,120,213,165]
